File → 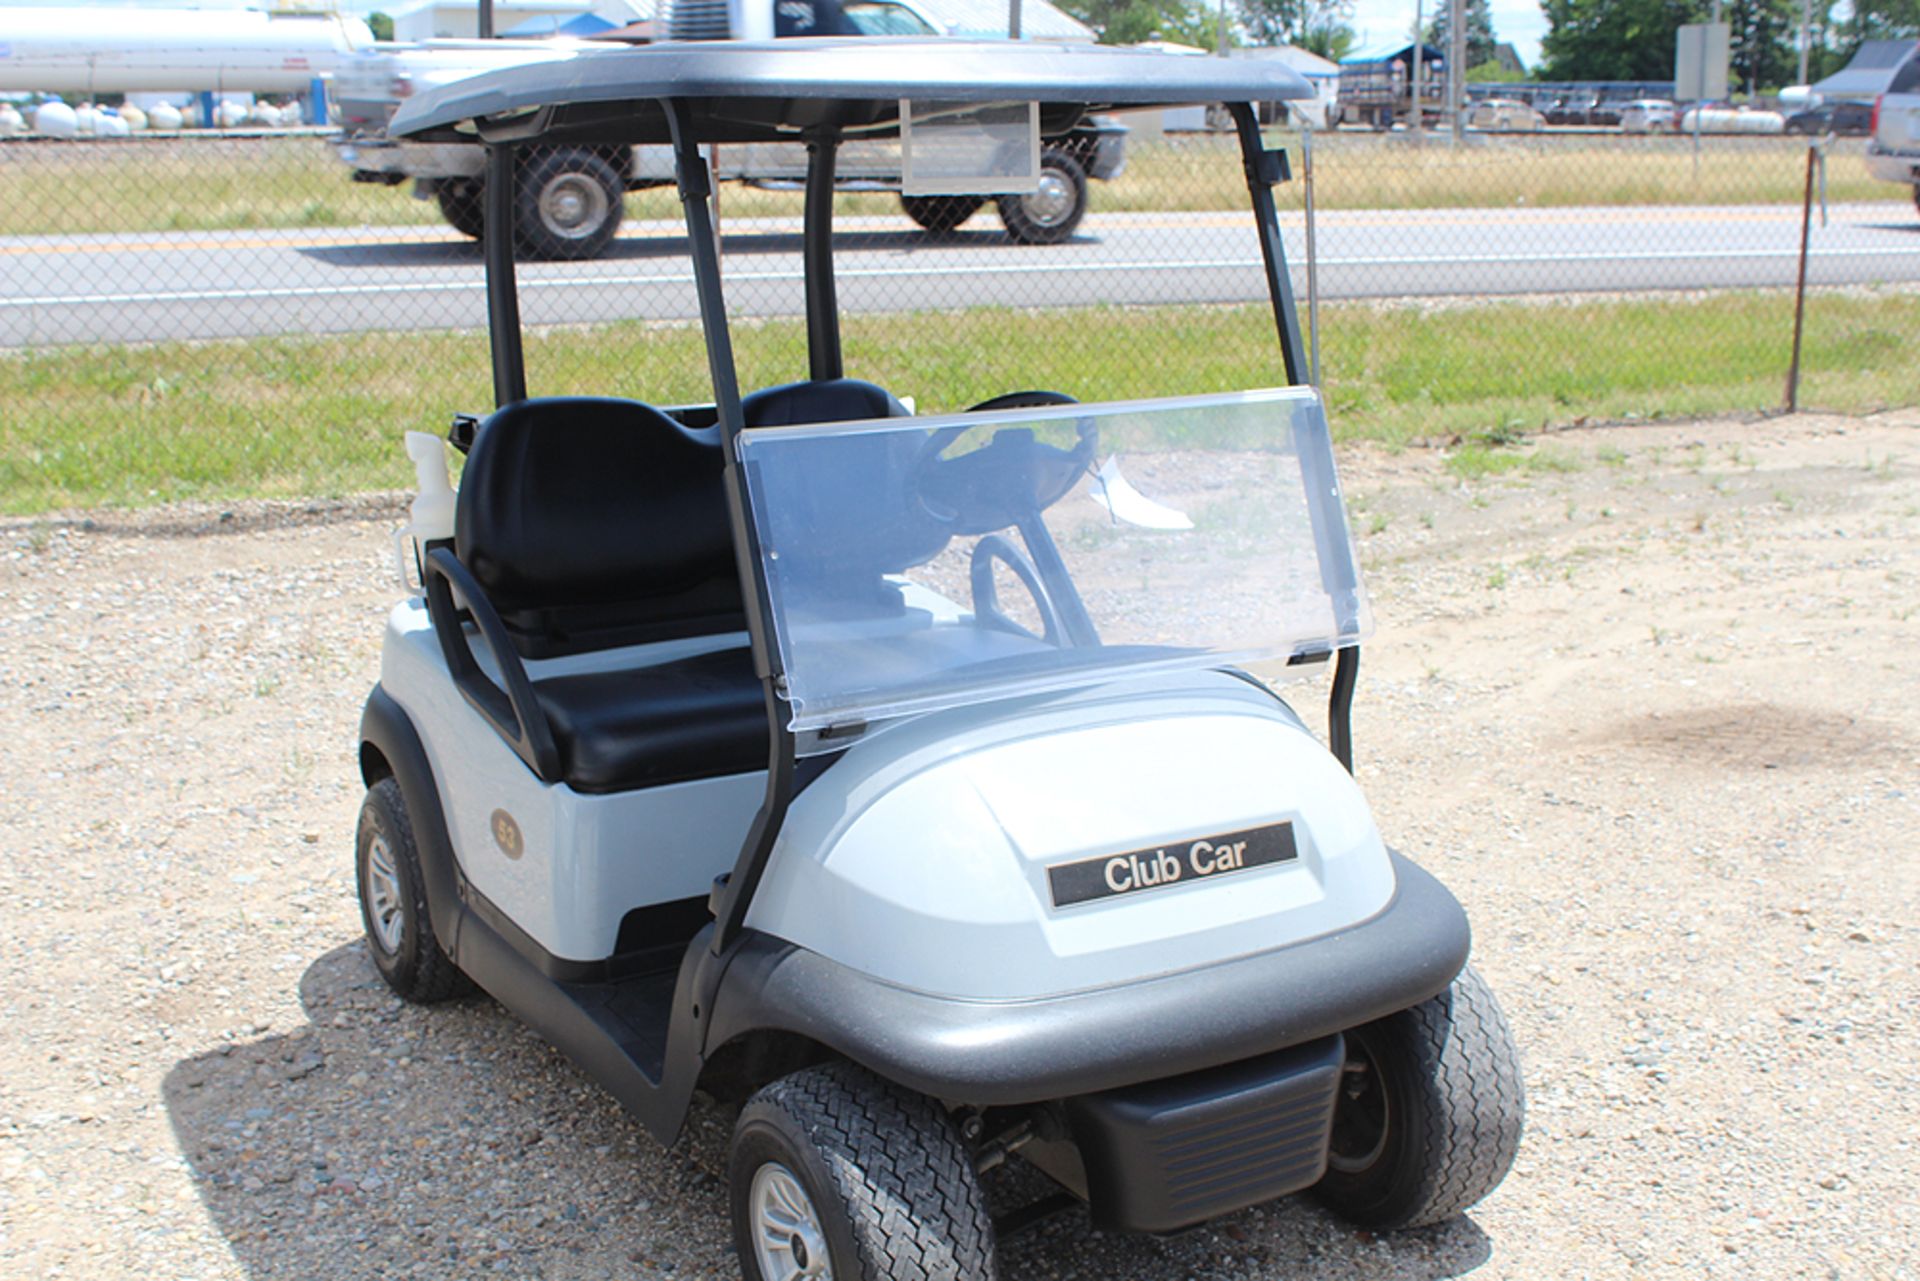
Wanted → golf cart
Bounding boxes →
[357,39,1524,1279]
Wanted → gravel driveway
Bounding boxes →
[2,410,1915,1280]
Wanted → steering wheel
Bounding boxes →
[912,390,1095,531]
[969,534,1064,645]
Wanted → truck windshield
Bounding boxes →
[738,387,1371,741]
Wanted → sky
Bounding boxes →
[0,0,1556,71]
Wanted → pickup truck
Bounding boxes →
[1866,44,1920,215]
[333,8,1128,258]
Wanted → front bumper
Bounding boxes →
[708,850,1469,1106]
[1866,143,1920,185]
[333,136,486,182]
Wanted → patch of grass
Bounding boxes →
[1596,444,1630,467]
[3,287,1916,514]
[0,132,1899,238]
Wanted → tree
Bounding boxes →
[367,10,395,41]
[1060,0,1233,45]
[1540,0,1699,81]
[1426,0,1498,71]
[1840,0,1920,45]
[1233,0,1355,49]
[1296,16,1357,59]
[1724,0,1795,92]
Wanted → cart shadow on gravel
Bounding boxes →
[163,940,1492,1280]
[295,227,1067,271]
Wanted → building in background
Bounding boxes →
[389,0,645,41]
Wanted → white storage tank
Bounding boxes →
[33,99,78,137]
[0,8,373,94]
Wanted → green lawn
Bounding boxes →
[0,132,1893,238]
[2,289,1913,515]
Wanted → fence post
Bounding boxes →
[1784,139,1818,413]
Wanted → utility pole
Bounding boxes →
[479,0,494,38]
[1797,0,1811,85]
[1411,0,1424,138]
[1009,0,1021,39]
[1448,0,1465,142]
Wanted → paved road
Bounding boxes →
[3,202,1916,347]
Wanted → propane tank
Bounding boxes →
[118,103,148,131]
[32,100,77,137]
[96,109,131,138]
[0,104,23,136]
[395,432,457,591]
[148,101,182,131]
[74,102,99,134]
[214,98,249,128]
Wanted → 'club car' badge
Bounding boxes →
[1047,822,1297,908]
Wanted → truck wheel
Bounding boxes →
[435,180,485,240]
[729,1062,997,1281]
[356,778,472,1004]
[901,194,985,235]
[1315,964,1524,1230]
[997,148,1086,246]
[514,147,623,261]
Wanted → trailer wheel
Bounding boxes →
[1315,964,1524,1229]
[729,1062,997,1281]
[435,180,485,241]
[355,778,472,1004]
[514,147,623,261]
[997,148,1087,245]
[901,195,985,235]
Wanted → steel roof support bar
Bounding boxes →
[484,144,528,408]
[661,98,799,962]
[803,129,845,382]
[1229,102,1306,387]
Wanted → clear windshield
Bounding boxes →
[738,387,1371,741]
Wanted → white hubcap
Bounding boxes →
[539,173,609,239]
[364,832,405,954]
[1021,169,1075,228]
[750,1163,832,1280]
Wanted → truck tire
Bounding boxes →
[900,194,985,235]
[996,148,1087,246]
[729,1062,997,1281]
[435,180,485,241]
[1314,964,1524,1230]
[513,147,623,261]
[356,778,473,1004]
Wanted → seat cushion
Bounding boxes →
[532,647,766,793]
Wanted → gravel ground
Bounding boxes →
[2,410,1916,1280]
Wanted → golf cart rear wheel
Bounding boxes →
[1315,964,1524,1229]
[901,194,985,235]
[514,147,623,261]
[435,180,485,241]
[996,148,1086,245]
[729,1062,997,1281]
[355,778,472,1004]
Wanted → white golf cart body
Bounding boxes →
[358,38,1485,1244]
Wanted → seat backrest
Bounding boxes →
[741,377,908,428]
[456,397,743,658]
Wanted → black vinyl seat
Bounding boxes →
[533,646,765,793]
[435,387,908,794]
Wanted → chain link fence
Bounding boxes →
[2,121,1916,512]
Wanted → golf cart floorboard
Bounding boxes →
[557,968,680,1083]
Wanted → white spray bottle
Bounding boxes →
[395,432,456,592]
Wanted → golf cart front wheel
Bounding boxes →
[997,148,1087,245]
[355,778,472,1004]
[1314,964,1524,1229]
[728,1062,997,1281]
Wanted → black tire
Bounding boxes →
[355,778,472,1004]
[1315,964,1524,1230]
[729,1062,997,1281]
[513,147,623,261]
[901,194,985,235]
[996,148,1087,246]
[435,180,485,240]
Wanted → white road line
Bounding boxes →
[0,245,1908,309]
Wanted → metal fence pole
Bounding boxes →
[1785,140,1817,412]
[1303,125,1322,387]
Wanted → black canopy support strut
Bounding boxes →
[659,100,799,969]
[1230,102,1360,774]
[803,128,845,382]
[483,144,527,408]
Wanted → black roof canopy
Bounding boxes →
[387,37,1314,144]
